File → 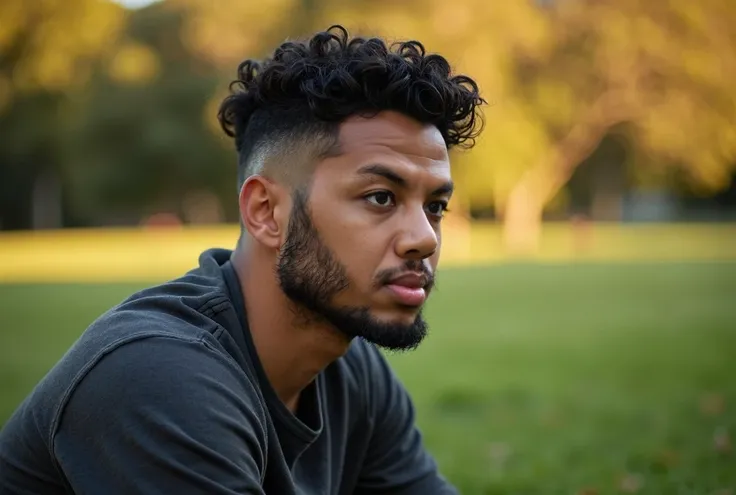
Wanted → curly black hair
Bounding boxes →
[218,25,485,188]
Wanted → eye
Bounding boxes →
[365,191,395,208]
[426,200,450,217]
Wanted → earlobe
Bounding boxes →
[239,176,285,250]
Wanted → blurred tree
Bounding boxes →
[498,0,736,251]
[307,0,736,252]
[0,0,126,229]
[169,0,301,69]
[0,0,125,95]
[8,0,731,241]
[62,3,238,225]
[165,0,311,152]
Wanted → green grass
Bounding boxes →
[1,262,735,494]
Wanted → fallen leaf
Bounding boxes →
[653,449,681,470]
[539,408,563,428]
[487,442,511,470]
[700,393,726,417]
[713,427,732,455]
[618,473,644,493]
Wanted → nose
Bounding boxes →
[394,207,439,261]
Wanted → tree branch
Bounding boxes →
[524,89,636,204]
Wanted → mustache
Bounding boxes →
[374,260,435,290]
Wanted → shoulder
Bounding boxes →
[55,333,268,446]
[60,258,241,389]
[63,332,263,411]
[45,334,271,492]
[39,276,227,404]
[43,267,254,442]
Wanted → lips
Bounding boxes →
[384,272,430,307]
[387,272,428,289]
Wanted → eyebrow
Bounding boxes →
[356,163,454,196]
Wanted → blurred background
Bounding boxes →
[1,0,735,493]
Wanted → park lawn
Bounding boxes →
[1,262,734,494]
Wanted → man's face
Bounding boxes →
[277,111,453,351]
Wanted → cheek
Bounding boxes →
[310,200,390,286]
[328,222,387,280]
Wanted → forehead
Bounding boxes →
[316,111,450,180]
[338,111,448,158]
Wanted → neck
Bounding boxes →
[231,244,351,412]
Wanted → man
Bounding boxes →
[0,25,484,494]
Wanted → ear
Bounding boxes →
[239,175,289,250]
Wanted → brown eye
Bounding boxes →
[366,191,395,207]
[426,201,449,217]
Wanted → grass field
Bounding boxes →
[1,262,735,494]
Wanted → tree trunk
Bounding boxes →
[502,163,574,255]
[502,175,545,255]
[32,169,63,229]
[502,91,634,254]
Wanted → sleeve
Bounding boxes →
[354,343,458,495]
[53,335,267,494]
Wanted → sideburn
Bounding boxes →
[276,188,350,315]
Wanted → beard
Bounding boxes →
[276,189,431,351]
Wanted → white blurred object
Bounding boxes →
[110,0,161,10]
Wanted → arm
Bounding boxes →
[355,343,458,495]
[53,335,267,494]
